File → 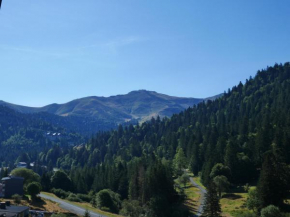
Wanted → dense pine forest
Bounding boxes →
[3,63,290,216]
[0,106,84,168]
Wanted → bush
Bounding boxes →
[77,194,92,203]
[27,182,42,200]
[22,195,29,201]
[66,193,82,202]
[12,194,22,204]
[11,168,40,186]
[50,189,93,203]
[261,205,282,217]
[50,170,72,191]
[95,189,121,213]
[120,200,143,217]
[51,188,70,199]
[246,188,261,213]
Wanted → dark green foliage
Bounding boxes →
[0,105,84,166]
[76,193,93,203]
[202,182,222,217]
[0,167,8,179]
[51,188,70,199]
[51,170,72,191]
[173,148,187,176]
[12,194,22,204]
[210,163,230,179]
[178,173,190,187]
[95,189,121,213]
[246,188,261,213]
[257,152,290,208]
[50,188,92,202]
[27,182,41,200]
[213,175,230,198]
[10,168,40,186]
[261,205,282,217]
[41,173,51,191]
[120,200,143,217]
[66,193,82,202]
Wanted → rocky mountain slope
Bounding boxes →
[0,90,221,125]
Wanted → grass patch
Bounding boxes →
[220,192,250,217]
[41,192,122,217]
[192,176,206,190]
[184,169,206,190]
[1,196,70,214]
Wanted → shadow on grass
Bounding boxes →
[222,193,243,200]
[30,198,47,210]
[30,198,78,217]
[184,199,198,214]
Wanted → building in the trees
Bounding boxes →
[16,162,27,169]
[1,176,24,198]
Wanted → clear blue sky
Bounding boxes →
[1,1,290,106]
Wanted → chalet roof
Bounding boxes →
[0,212,17,217]
[0,205,29,213]
[1,176,24,181]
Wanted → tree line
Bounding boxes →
[7,62,290,216]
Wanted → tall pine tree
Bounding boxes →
[202,182,222,217]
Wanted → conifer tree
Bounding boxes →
[173,148,187,176]
[257,152,289,208]
[202,182,222,217]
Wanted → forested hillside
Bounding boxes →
[0,106,83,168]
[35,63,290,216]
[0,90,220,135]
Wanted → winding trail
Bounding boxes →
[183,170,207,217]
[40,175,206,217]
[189,176,207,217]
[39,193,107,217]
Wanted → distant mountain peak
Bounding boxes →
[0,90,221,133]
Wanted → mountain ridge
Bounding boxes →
[0,90,222,125]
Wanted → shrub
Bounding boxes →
[66,193,82,202]
[27,182,42,200]
[120,200,143,217]
[261,205,282,217]
[10,168,40,186]
[77,194,92,203]
[95,189,121,213]
[51,188,70,199]
[12,194,22,204]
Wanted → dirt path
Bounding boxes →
[184,171,207,217]
[39,193,107,217]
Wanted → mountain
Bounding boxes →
[36,63,290,216]
[0,90,221,134]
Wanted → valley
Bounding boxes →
[1,63,290,217]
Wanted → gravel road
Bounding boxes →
[39,193,107,217]
[188,176,207,217]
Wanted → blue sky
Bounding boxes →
[0,1,290,106]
